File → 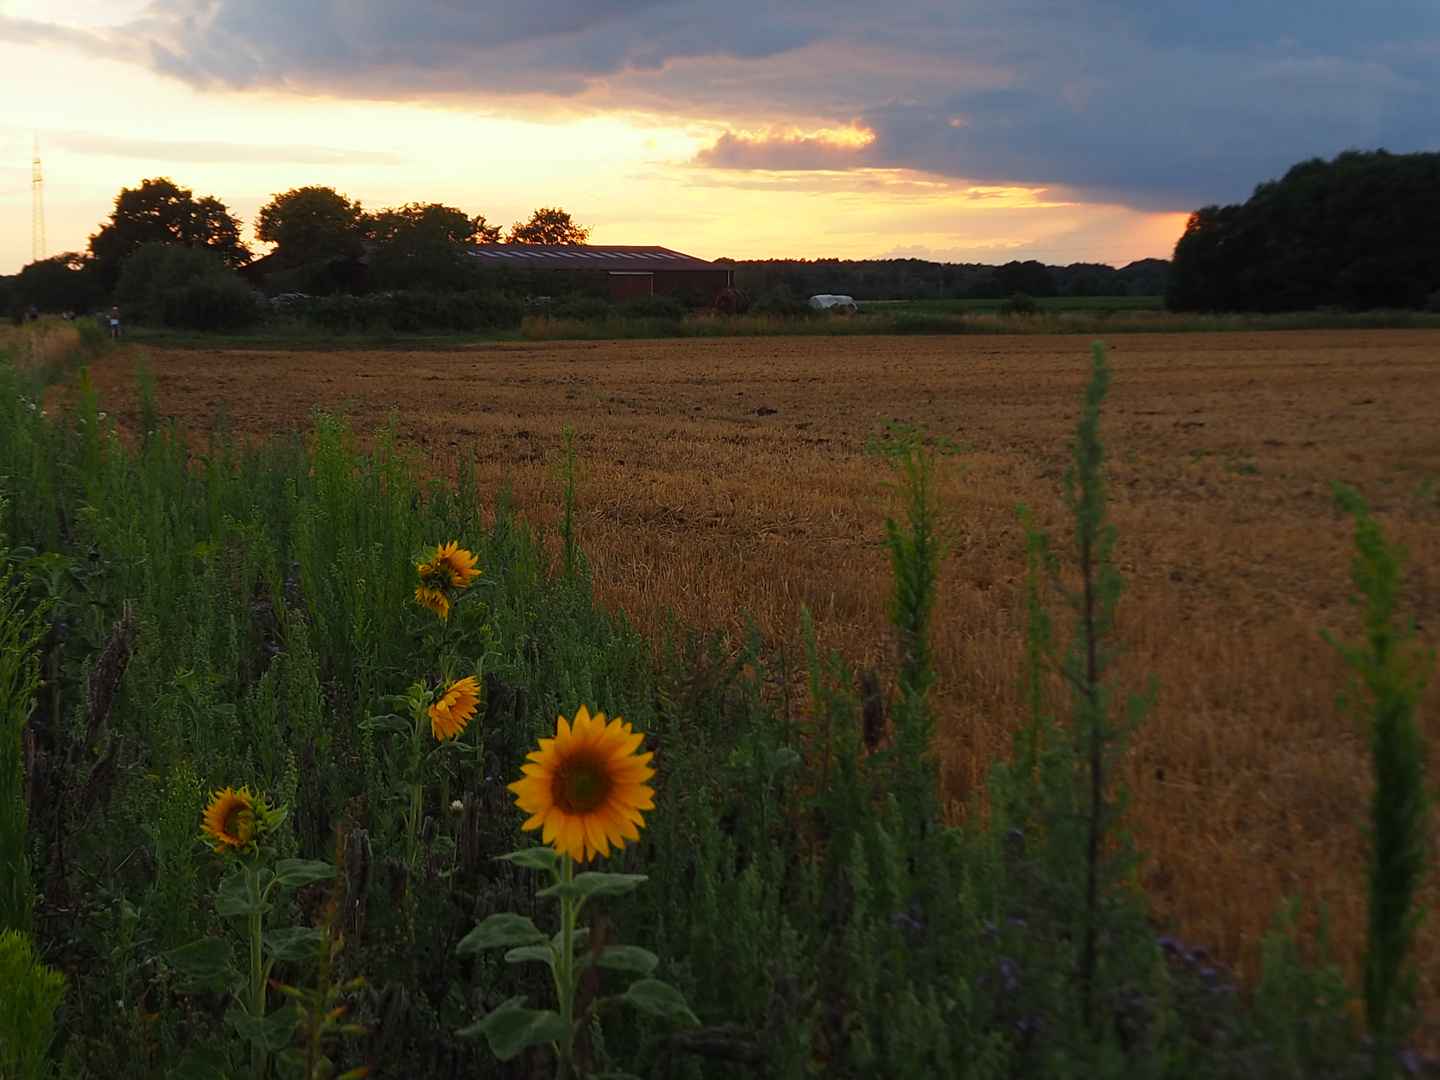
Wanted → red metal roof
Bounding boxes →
[464,244,722,273]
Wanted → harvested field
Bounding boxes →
[83,329,1440,1004]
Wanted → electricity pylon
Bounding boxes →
[32,137,46,262]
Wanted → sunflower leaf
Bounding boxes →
[597,945,659,975]
[457,997,570,1060]
[537,872,648,903]
[273,859,335,887]
[263,926,325,962]
[457,913,547,954]
[167,937,235,980]
[229,1007,298,1051]
[497,847,562,873]
[620,979,700,1026]
[556,927,591,951]
[361,713,411,736]
[503,944,557,968]
[215,875,272,917]
[168,1048,231,1080]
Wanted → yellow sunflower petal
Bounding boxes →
[506,706,656,861]
[584,815,611,859]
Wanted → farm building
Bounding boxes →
[464,244,732,302]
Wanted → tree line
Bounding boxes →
[730,257,1168,306]
[0,179,592,325]
[1167,149,1440,313]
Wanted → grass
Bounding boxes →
[106,303,1440,350]
[859,295,1166,313]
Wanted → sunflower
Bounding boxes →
[435,542,480,588]
[430,676,481,740]
[414,585,451,620]
[201,786,259,852]
[508,706,655,862]
[417,542,479,588]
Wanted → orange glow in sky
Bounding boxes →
[0,26,1188,274]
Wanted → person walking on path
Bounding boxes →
[108,306,121,339]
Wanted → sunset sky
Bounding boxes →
[1,0,1436,275]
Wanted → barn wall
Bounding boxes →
[608,273,654,301]
[653,270,732,297]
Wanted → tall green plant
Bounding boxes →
[0,929,68,1080]
[1324,484,1433,1075]
[866,416,956,823]
[1058,343,1156,1029]
[548,426,583,580]
[0,523,52,934]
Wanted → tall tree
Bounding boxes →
[255,187,367,269]
[88,178,249,291]
[370,203,501,248]
[1168,150,1440,312]
[505,207,591,245]
[369,203,502,291]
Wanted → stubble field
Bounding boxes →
[83,329,1440,1011]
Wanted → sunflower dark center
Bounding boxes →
[552,756,611,814]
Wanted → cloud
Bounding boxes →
[44,130,407,165]
[695,125,875,170]
[11,0,1440,209]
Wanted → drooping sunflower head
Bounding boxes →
[417,542,479,588]
[430,676,481,740]
[434,542,480,588]
[508,706,655,863]
[414,585,451,620]
[200,789,262,852]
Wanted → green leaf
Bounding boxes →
[361,713,411,736]
[597,945,658,976]
[503,944,557,968]
[497,847,561,873]
[264,927,325,962]
[167,938,236,984]
[537,872,647,904]
[557,926,590,951]
[458,997,570,1060]
[621,979,699,1026]
[168,1047,231,1080]
[215,874,271,917]
[457,913,546,955]
[770,746,802,777]
[230,1007,298,1051]
[273,859,335,887]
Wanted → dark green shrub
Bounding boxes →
[621,293,687,319]
[114,242,256,328]
[159,278,261,331]
[749,284,813,318]
[550,294,616,321]
[290,289,524,333]
[1000,291,1040,315]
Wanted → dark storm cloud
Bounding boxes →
[10,1,1440,208]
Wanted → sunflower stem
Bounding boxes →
[556,853,577,1080]
[245,861,267,1080]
